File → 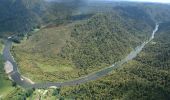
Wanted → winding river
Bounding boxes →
[3,24,159,89]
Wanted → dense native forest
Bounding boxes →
[59,10,153,68]
[0,0,44,36]
[0,0,170,100]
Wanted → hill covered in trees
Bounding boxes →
[0,0,86,38]
[59,22,170,100]
[0,0,46,37]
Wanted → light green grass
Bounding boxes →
[36,62,74,73]
[12,50,81,82]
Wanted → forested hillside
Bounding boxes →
[0,0,89,38]
[59,22,170,100]
[59,9,154,69]
[0,0,46,37]
[141,3,170,22]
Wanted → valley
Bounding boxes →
[11,11,154,83]
[3,22,159,88]
[0,0,170,100]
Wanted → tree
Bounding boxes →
[12,81,17,87]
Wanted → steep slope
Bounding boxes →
[12,7,154,82]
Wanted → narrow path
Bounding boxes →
[3,24,159,89]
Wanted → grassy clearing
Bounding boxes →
[12,50,107,82]
[14,52,81,82]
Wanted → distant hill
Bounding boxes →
[0,0,88,38]
[141,3,170,22]
[0,0,45,37]
[0,0,170,38]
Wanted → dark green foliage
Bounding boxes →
[53,88,61,96]
[25,88,34,97]
[59,97,65,100]
[12,81,17,87]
